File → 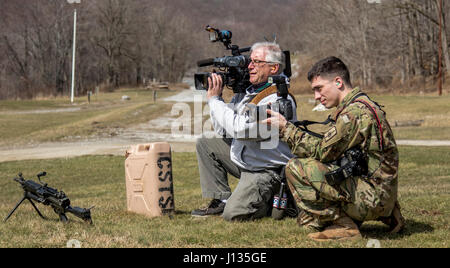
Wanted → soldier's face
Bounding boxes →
[311,76,341,108]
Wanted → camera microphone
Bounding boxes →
[197,58,215,67]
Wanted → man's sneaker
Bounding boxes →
[191,199,225,217]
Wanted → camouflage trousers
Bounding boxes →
[285,157,395,228]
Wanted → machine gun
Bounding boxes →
[3,172,93,224]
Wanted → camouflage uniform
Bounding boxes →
[281,87,399,228]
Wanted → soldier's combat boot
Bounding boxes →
[307,214,362,241]
[297,209,323,233]
[378,201,405,233]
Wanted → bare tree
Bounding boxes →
[0,0,448,99]
[91,0,132,88]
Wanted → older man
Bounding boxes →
[191,42,297,221]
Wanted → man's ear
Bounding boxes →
[271,64,280,75]
[335,77,344,89]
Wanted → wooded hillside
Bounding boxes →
[0,0,448,99]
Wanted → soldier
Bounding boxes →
[262,56,405,241]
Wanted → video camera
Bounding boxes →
[194,25,292,94]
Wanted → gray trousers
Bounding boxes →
[196,137,278,221]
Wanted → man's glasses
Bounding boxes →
[249,59,277,66]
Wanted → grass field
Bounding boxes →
[0,146,448,248]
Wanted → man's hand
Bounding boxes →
[261,109,288,130]
[206,73,224,100]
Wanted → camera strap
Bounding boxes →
[249,85,297,107]
[249,85,278,105]
[294,117,334,139]
[293,92,384,147]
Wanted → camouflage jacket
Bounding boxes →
[281,87,399,193]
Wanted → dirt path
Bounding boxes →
[0,90,206,162]
[1,138,449,163]
[396,140,450,146]
[0,90,449,163]
[0,139,197,162]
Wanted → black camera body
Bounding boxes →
[325,147,368,186]
[194,55,251,93]
[271,98,294,121]
[249,75,294,122]
[268,75,294,121]
[194,70,251,94]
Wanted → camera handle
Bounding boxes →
[205,25,250,56]
[276,83,289,100]
[231,45,250,56]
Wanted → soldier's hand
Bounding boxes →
[262,109,287,130]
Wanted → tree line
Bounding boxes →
[0,0,448,100]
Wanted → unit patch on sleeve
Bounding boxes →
[323,126,337,142]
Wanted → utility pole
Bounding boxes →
[438,0,443,96]
[68,0,81,103]
[71,8,77,103]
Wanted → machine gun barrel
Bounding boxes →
[66,206,93,224]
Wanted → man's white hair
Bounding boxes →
[251,42,284,74]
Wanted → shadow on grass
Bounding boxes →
[360,219,433,240]
[175,210,191,215]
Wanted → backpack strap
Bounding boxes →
[352,99,384,151]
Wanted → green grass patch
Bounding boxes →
[0,146,448,248]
